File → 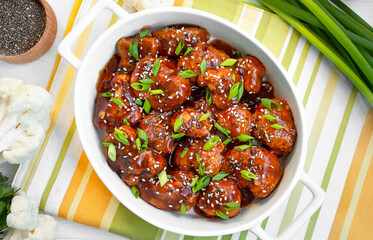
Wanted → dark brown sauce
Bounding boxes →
[97,54,120,93]
[240,187,255,208]
[209,39,241,58]
[242,82,275,113]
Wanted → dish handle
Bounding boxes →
[58,0,128,69]
[250,172,325,240]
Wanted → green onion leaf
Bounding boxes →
[203,136,220,150]
[102,142,111,147]
[237,82,244,101]
[220,58,237,67]
[190,176,199,187]
[229,82,240,100]
[222,202,240,211]
[171,133,185,139]
[152,59,160,77]
[136,138,141,150]
[132,185,139,198]
[150,89,164,95]
[240,170,257,181]
[174,114,183,132]
[129,40,139,60]
[180,202,186,215]
[184,47,193,56]
[236,134,254,142]
[200,57,207,76]
[131,82,151,91]
[137,128,148,143]
[101,92,112,98]
[141,142,147,153]
[123,118,130,125]
[198,112,210,122]
[158,170,168,187]
[263,114,278,122]
[108,143,116,162]
[192,176,210,193]
[111,97,126,107]
[206,88,212,106]
[223,138,232,145]
[261,98,281,112]
[175,39,185,55]
[196,153,200,164]
[143,99,151,113]
[212,171,229,181]
[114,128,130,146]
[180,147,188,158]
[235,145,251,151]
[139,29,149,38]
[139,78,154,84]
[135,99,143,106]
[178,70,198,78]
[198,164,205,176]
[213,122,231,136]
[270,124,285,130]
[236,50,242,58]
[216,210,230,220]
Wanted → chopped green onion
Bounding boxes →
[123,118,130,125]
[198,112,210,122]
[135,99,143,106]
[190,176,199,187]
[263,115,278,122]
[108,143,116,162]
[212,171,229,181]
[139,29,149,38]
[180,202,186,215]
[143,99,151,113]
[178,70,198,78]
[270,124,285,130]
[102,142,111,147]
[150,89,164,95]
[200,57,207,76]
[261,98,281,112]
[101,92,112,97]
[216,210,230,220]
[137,128,148,143]
[203,136,220,150]
[129,40,139,60]
[222,202,240,211]
[158,170,168,186]
[235,145,251,151]
[229,82,240,100]
[139,78,154,84]
[131,82,150,91]
[174,114,183,132]
[223,138,232,145]
[206,88,212,106]
[236,50,242,58]
[175,39,185,55]
[184,47,193,56]
[236,134,254,142]
[111,97,126,107]
[220,58,237,67]
[171,133,185,139]
[135,138,141,150]
[195,153,200,164]
[132,185,139,198]
[237,82,244,101]
[192,176,210,193]
[152,59,160,77]
[213,122,231,136]
[114,128,129,146]
[198,164,205,176]
[140,142,147,153]
[180,147,188,158]
[240,170,257,181]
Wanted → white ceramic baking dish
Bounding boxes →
[58,0,325,239]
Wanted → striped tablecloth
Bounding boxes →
[12,0,373,239]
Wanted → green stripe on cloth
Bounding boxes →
[164,231,181,240]
[39,119,77,211]
[239,230,248,240]
[255,11,272,42]
[304,88,358,240]
[303,53,324,106]
[109,204,162,240]
[278,66,341,234]
[221,234,233,240]
[232,2,245,25]
[281,30,301,70]
[184,236,218,240]
[256,217,269,240]
[192,0,240,22]
[293,41,312,86]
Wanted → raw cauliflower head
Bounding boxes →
[125,0,175,11]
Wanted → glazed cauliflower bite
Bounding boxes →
[131,56,191,111]
[171,107,212,138]
[252,98,296,156]
[216,104,252,138]
[236,56,265,94]
[137,170,198,211]
[0,77,52,164]
[173,135,225,176]
[94,73,143,133]
[197,179,242,218]
[104,125,167,185]
[222,146,282,198]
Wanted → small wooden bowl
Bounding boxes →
[0,0,57,64]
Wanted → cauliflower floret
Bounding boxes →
[27,215,57,240]
[125,0,175,11]
[3,228,28,240]
[0,77,52,164]
[6,195,38,231]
